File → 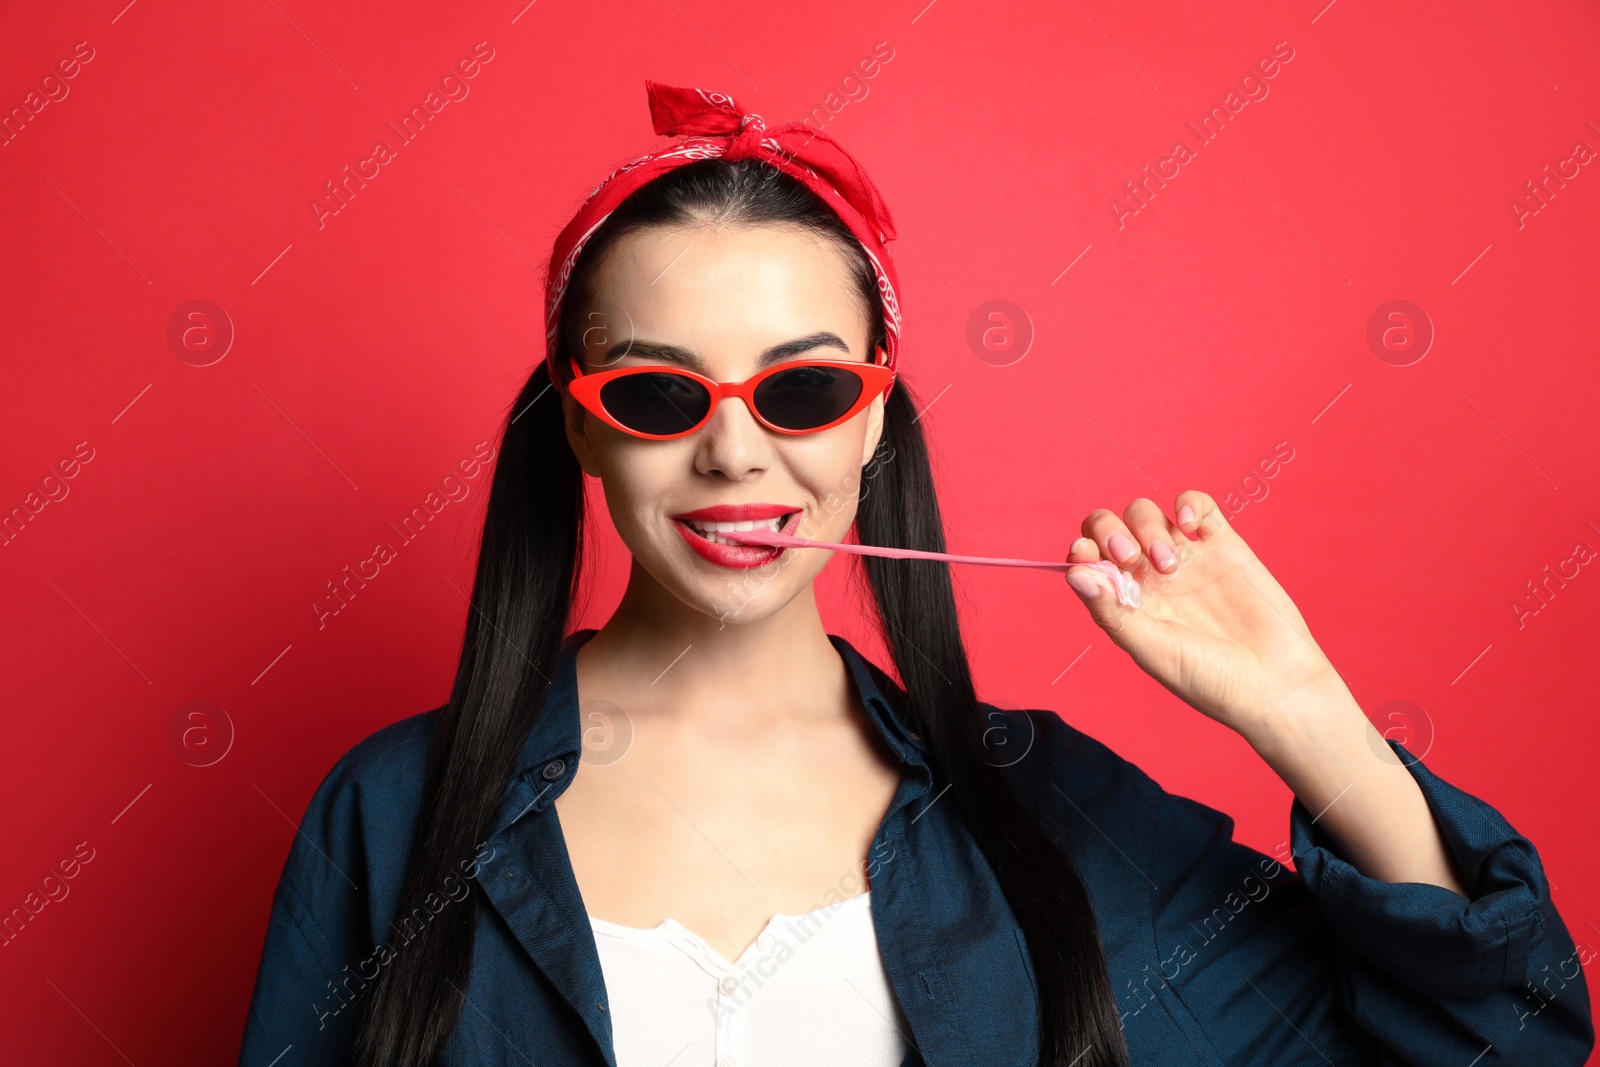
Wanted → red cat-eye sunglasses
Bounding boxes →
[564,345,895,441]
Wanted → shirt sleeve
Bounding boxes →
[1150,737,1594,1065]
[236,714,438,1065]
[236,746,388,1067]
[237,880,364,1066]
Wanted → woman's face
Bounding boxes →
[561,222,886,626]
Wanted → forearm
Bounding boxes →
[1241,677,1469,897]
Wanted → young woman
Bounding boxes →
[238,82,1593,1067]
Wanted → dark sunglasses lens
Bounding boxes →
[599,372,711,435]
[752,366,865,430]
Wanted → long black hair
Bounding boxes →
[352,158,1129,1067]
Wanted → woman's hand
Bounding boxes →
[1062,489,1342,742]
[1064,489,1468,896]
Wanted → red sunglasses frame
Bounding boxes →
[564,345,895,441]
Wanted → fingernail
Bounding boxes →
[1067,571,1101,599]
[1177,504,1195,526]
[1069,536,1096,556]
[1150,541,1177,572]
[1108,532,1139,564]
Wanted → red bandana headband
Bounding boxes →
[543,80,903,398]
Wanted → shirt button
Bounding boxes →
[756,933,773,951]
[718,1056,736,1067]
[718,975,739,995]
[541,758,566,781]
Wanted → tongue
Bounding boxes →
[719,527,1143,608]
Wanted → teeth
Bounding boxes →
[682,514,790,546]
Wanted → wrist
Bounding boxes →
[1238,671,1370,768]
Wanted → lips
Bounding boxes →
[670,504,803,569]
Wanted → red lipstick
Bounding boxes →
[670,503,803,569]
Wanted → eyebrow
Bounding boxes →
[602,330,853,372]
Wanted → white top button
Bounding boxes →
[719,975,739,995]
[717,1057,736,1067]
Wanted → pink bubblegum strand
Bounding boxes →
[723,528,1143,606]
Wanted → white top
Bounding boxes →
[589,890,910,1067]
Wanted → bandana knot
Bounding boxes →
[723,113,768,161]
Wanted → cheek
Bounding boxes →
[591,439,682,528]
[790,429,870,533]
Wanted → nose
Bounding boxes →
[693,392,774,479]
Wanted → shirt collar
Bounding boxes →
[493,627,931,834]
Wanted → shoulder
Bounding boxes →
[985,705,1166,824]
[241,711,444,1058]
[983,705,1255,893]
[297,709,438,850]
[275,709,441,944]
[305,708,439,817]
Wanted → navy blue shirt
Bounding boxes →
[239,628,1593,1065]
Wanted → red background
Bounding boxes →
[3,0,1596,1061]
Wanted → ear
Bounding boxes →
[859,345,889,466]
[560,381,603,479]
[860,387,886,468]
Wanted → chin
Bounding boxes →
[679,556,808,626]
[701,573,792,627]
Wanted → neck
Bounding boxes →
[575,558,850,729]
